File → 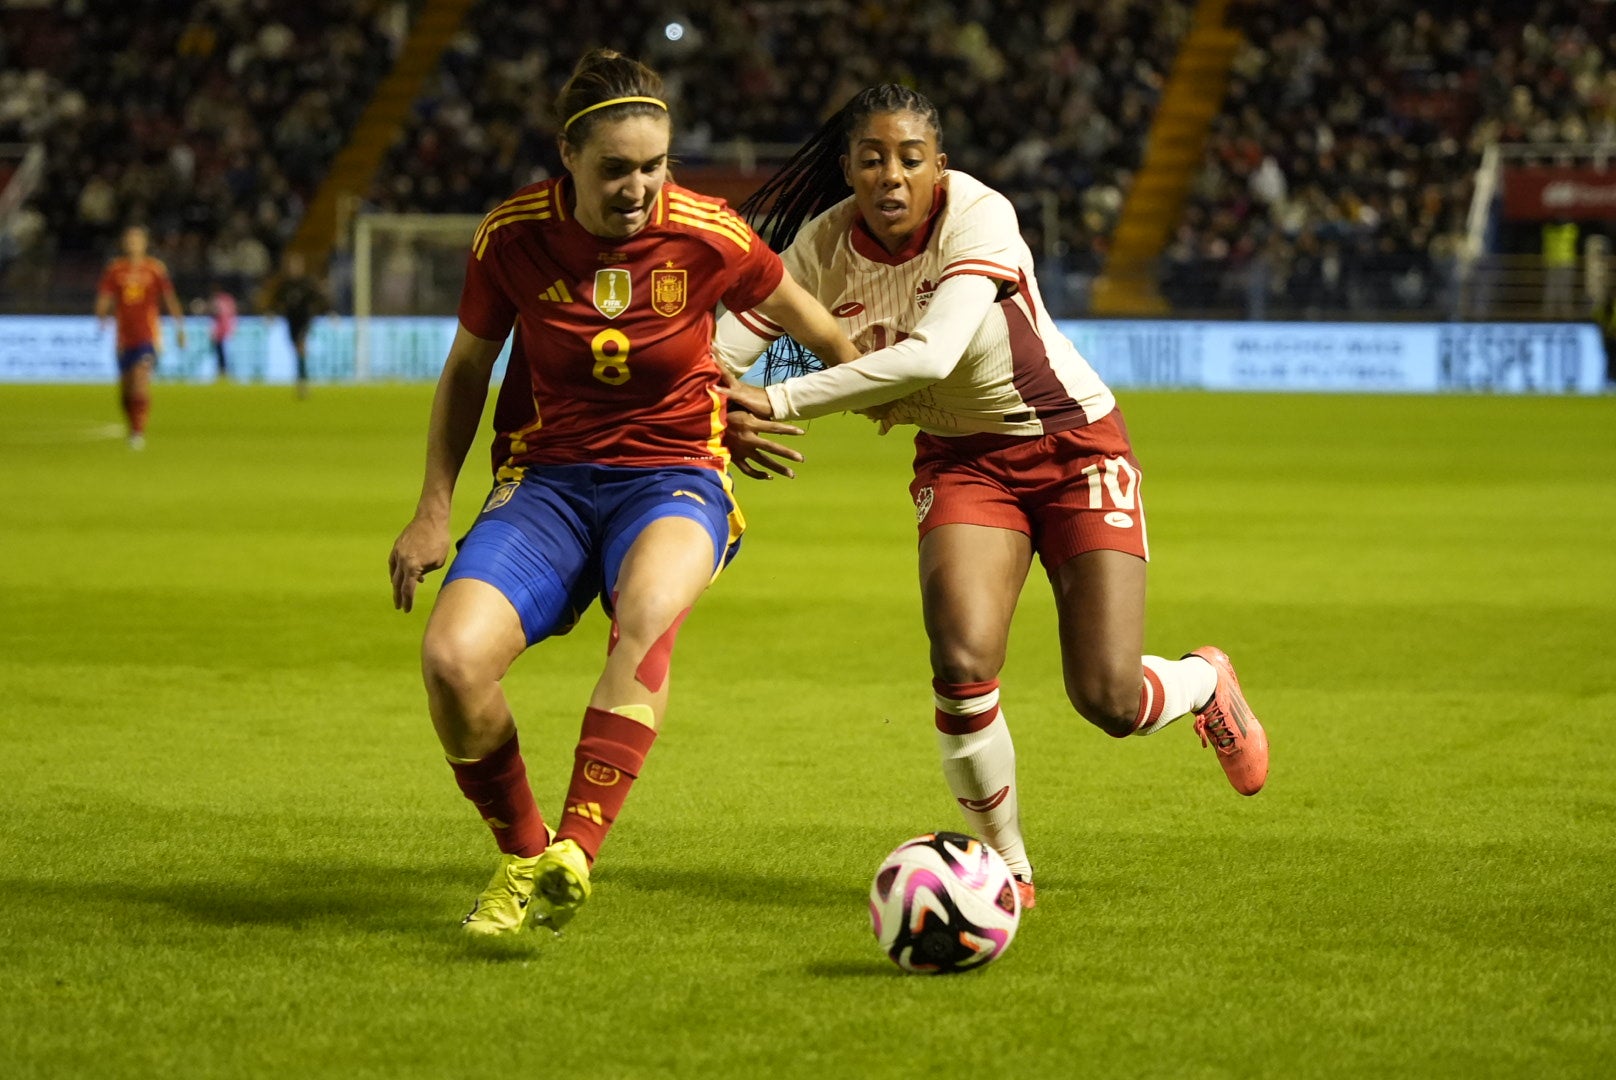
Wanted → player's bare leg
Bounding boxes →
[920,523,1037,906]
[421,579,551,934]
[536,516,717,933]
[421,579,527,760]
[1049,550,1267,794]
[120,361,153,448]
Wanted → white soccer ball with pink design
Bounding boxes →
[868,831,1021,973]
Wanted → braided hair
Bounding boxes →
[738,85,943,381]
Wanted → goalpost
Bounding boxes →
[352,212,482,379]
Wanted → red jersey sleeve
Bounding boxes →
[456,249,518,341]
[719,227,785,313]
[97,265,116,296]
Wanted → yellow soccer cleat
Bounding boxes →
[461,852,542,937]
[530,838,592,935]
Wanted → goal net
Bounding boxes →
[352,212,483,379]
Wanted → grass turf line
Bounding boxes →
[1,385,1613,1079]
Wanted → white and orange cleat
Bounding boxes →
[1186,646,1268,796]
[1013,876,1036,912]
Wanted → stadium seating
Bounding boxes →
[1167,0,1616,316]
[0,0,416,309]
[369,0,1193,313]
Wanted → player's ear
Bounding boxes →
[936,151,948,173]
[558,135,578,174]
[839,153,851,187]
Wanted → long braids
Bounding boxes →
[738,84,943,381]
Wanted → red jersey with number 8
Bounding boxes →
[457,177,784,475]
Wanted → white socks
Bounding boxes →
[1135,654,1218,735]
[934,680,1032,880]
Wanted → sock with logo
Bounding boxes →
[554,705,658,864]
[447,732,549,857]
[934,678,1031,880]
[1132,654,1218,735]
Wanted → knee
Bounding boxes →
[1065,666,1141,738]
[420,624,494,700]
[931,640,1004,688]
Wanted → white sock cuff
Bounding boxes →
[934,687,1001,717]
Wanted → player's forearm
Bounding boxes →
[94,295,112,321]
[752,274,858,369]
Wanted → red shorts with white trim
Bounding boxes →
[908,407,1148,570]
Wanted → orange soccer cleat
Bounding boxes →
[1186,646,1269,796]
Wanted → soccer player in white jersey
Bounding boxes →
[717,85,1270,910]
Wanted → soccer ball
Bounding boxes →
[868,831,1021,974]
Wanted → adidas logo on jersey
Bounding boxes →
[538,279,574,303]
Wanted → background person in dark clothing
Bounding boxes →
[271,252,329,397]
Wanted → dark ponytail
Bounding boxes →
[555,48,667,147]
[738,84,943,380]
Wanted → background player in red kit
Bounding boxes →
[95,225,186,448]
[387,48,856,939]
[720,86,1271,909]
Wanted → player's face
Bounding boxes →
[123,228,149,259]
[842,111,946,253]
[561,115,670,240]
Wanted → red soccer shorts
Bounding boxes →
[908,407,1148,570]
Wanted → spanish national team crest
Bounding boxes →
[593,268,632,319]
[483,481,519,513]
[651,268,687,317]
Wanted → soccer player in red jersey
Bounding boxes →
[387,48,856,938]
[721,87,1271,911]
[95,225,186,448]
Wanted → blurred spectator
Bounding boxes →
[370,0,1192,305]
[1170,0,1616,316]
[207,280,238,379]
[0,0,418,309]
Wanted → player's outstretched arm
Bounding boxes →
[761,274,997,422]
[163,283,187,348]
[751,272,859,370]
[389,324,504,612]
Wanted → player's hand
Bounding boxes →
[176,329,188,348]
[389,515,451,612]
[724,409,806,480]
[716,376,775,420]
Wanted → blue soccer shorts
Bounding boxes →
[443,463,743,645]
[117,344,157,373]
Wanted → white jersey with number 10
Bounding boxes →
[714,169,1114,437]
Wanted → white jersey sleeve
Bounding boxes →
[711,239,819,376]
[763,274,996,419]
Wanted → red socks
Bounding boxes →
[448,733,549,857]
[554,707,657,864]
[121,391,150,435]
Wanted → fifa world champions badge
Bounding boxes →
[593,268,632,319]
[651,268,687,317]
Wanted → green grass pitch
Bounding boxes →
[2,383,1613,1079]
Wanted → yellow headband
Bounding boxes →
[564,96,668,131]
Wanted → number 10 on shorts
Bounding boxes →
[1079,457,1139,510]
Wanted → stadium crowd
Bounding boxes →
[0,0,414,306]
[5,0,1615,317]
[1166,0,1616,315]
[370,0,1191,304]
